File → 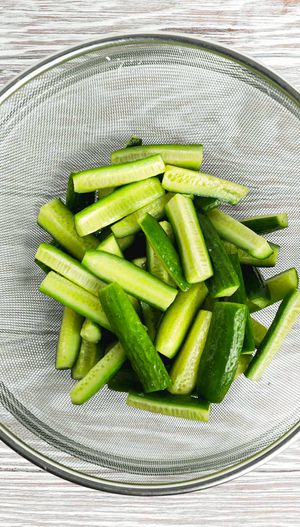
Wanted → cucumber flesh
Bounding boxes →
[71,340,103,380]
[162,165,249,205]
[133,256,161,340]
[146,221,176,287]
[80,319,102,344]
[194,196,221,213]
[73,155,165,192]
[208,209,273,259]
[251,317,268,346]
[156,283,208,358]
[250,268,300,313]
[240,213,288,234]
[98,187,115,198]
[117,234,135,251]
[169,310,212,395]
[111,144,203,170]
[38,198,99,260]
[56,307,83,369]
[97,234,123,258]
[223,241,280,267]
[66,173,95,213]
[246,289,300,381]
[234,354,253,380]
[127,392,210,422]
[70,342,126,403]
[132,256,147,270]
[75,178,164,236]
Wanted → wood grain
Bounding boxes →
[0,0,300,525]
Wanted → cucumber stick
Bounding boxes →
[169,310,212,395]
[197,302,247,403]
[99,283,170,392]
[165,194,213,283]
[80,319,102,344]
[139,213,189,291]
[75,178,164,236]
[133,255,161,341]
[71,340,103,380]
[132,257,147,270]
[156,283,208,358]
[194,196,221,213]
[242,265,270,309]
[97,234,123,257]
[111,144,203,170]
[251,317,268,346]
[38,199,99,260]
[208,209,273,259]
[39,271,112,330]
[234,354,253,380]
[70,342,126,404]
[223,241,280,267]
[250,268,299,312]
[246,289,300,381]
[240,213,288,234]
[82,250,177,311]
[162,165,249,205]
[56,307,83,369]
[117,234,135,251]
[73,155,165,192]
[146,220,176,287]
[127,392,210,422]
[111,193,172,238]
[197,214,240,298]
[66,173,95,214]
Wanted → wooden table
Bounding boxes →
[1,1,299,525]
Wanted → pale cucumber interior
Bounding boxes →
[127,392,210,421]
[111,144,203,170]
[80,319,102,344]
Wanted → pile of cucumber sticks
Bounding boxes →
[36,137,300,422]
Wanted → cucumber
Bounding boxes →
[99,283,171,392]
[208,209,273,259]
[194,196,221,213]
[165,194,213,283]
[234,354,253,380]
[35,243,105,295]
[242,265,270,309]
[197,214,240,298]
[169,310,212,395]
[250,268,299,313]
[98,187,115,198]
[162,165,249,205]
[66,173,95,213]
[140,213,189,291]
[73,155,165,192]
[126,135,143,147]
[108,367,142,393]
[111,144,203,170]
[197,302,248,403]
[251,317,268,346]
[39,271,112,330]
[223,241,280,267]
[80,319,102,344]
[56,307,83,369]
[155,283,208,358]
[38,199,99,260]
[71,340,103,380]
[75,178,164,236]
[70,342,126,403]
[127,392,210,422]
[132,257,147,270]
[111,193,171,238]
[117,234,135,251]
[245,289,300,381]
[133,255,161,340]
[146,220,176,287]
[240,213,288,234]
[82,251,178,311]
[97,233,123,258]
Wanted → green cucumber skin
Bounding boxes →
[162,165,249,205]
[197,302,248,403]
[39,271,112,330]
[208,209,273,260]
[56,307,84,369]
[240,213,288,234]
[111,144,203,170]
[38,198,99,260]
[132,256,161,340]
[82,251,178,311]
[71,340,103,380]
[127,392,210,422]
[140,213,189,291]
[99,283,171,392]
[194,196,221,213]
[246,289,300,381]
[155,283,208,359]
[251,317,268,346]
[126,135,143,147]
[165,194,213,284]
[80,319,102,344]
[97,234,123,258]
[66,173,95,214]
[250,268,299,313]
[75,177,165,236]
[197,214,240,298]
[242,265,270,309]
[73,155,165,192]
[223,241,280,267]
[70,342,126,404]
[108,367,142,393]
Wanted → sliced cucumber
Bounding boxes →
[117,234,135,251]
[66,173,95,213]
[197,214,240,298]
[75,178,164,236]
[56,307,83,369]
[234,354,253,380]
[208,209,273,259]
[112,144,203,170]
[169,310,212,395]
[240,213,288,234]
[98,187,115,198]
[165,194,213,283]
[132,256,147,270]
[127,392,210,422]
[111,193,171,238]
[83,250,178,311]
[251,268,299,312]
[97,233,123,258]
[251,317,268,347]
[71,340,103,380]
[80,319,102,344]
[99,283,170,392]
[70,342,126,403]
[223,241,280,267]
[162,165,249,205]
[38,199,99,260]
[194,196,221,213]
[146,220,176,287]
[197,302,247,403]
[108,367,142,393]
[39,271,112,330]
[133,256,161,340]
[246,289,300,381]
[242,265,270,309]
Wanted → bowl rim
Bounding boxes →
[0,31,299,495]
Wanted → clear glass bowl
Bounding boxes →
[0,33,299,495]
